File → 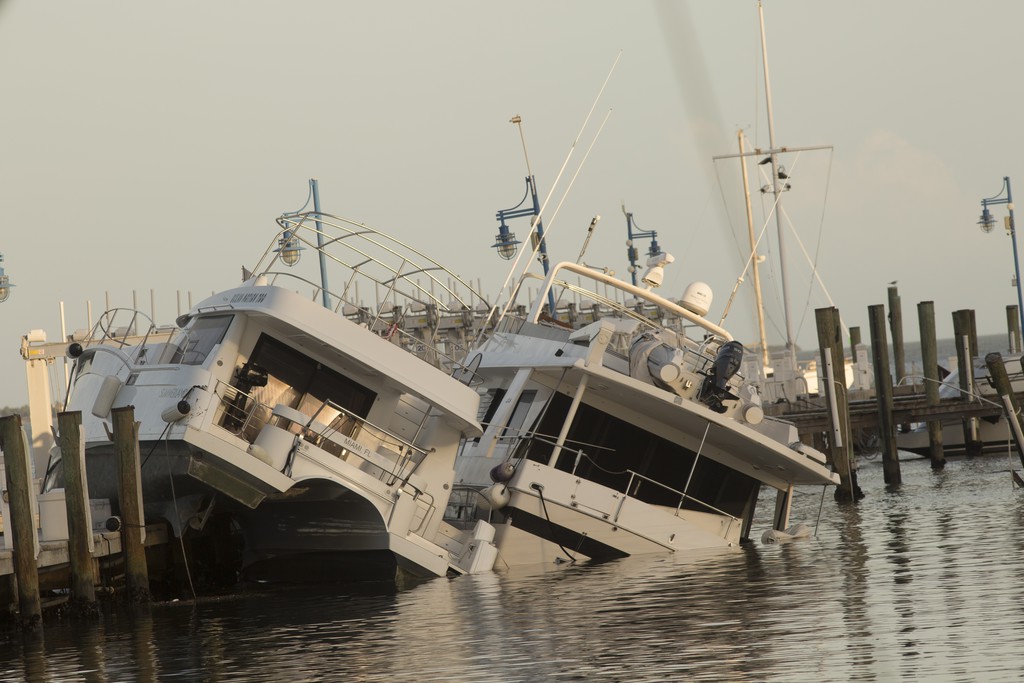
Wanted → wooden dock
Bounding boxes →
[2,409,161,628]
[764,387,1007,436]
[0,523,169,590]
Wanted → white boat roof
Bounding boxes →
[563,360,836,487]
[192,280,482,436]
[472,335,837,488]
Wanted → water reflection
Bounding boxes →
[4,457,1024,681]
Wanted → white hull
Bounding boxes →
[483,461,741,567]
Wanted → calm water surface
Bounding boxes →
[3,453,1024,682]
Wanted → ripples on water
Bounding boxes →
[4,454,1024,682]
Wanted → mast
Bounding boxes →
[758,0,796,366]
[739,129,769,367]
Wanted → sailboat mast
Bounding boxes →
[739,129,769,367]
[758,0,797,365]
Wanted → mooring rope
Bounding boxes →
[533,484,577,564]
[165,435,197,601]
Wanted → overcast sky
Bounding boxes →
[2,1,1023,408]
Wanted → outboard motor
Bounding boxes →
[223,360,270,431]
[236,360,269,391]
[699,341,744,413]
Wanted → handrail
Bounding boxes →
[525,262,733,341]
[622,469,740,523]
[254,267,481,371]
[307,398,429,462]
[560,447,739,524]
[271,212,488,314]
[211,381,433,487]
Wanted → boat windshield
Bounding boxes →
[168,314,233,366]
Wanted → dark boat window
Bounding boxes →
[170,314,233,366]
[522,394,758,520]
[243,333,376,419]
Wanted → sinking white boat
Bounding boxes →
[447,258,840,567]
[53,209,500,581]
[895,352,1022,457]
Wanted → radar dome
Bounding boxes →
[680,282,713,316]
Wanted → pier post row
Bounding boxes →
[112,406,150,603]
[0,415,42,629]
[868,304,900,486]
[917,301,945,469]
[57,410,99,616]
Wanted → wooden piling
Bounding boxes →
[869,304,901,485]
[952,309,982,457]
[985,352,1024,470]
[56,411,98,616]
[815,307,861,501]
[887,285,906,386]
[112,406,150,602]
[849,326,862,351]
[0,415,42,629]
[1007,305,1022,355]
[917,301,945,469]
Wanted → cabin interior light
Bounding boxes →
[275,230,303,266]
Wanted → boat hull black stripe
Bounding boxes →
[507,507,629,561]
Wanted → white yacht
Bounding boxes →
[448,257,840,567]
[895,352,1021,458]
[54,209,500,581]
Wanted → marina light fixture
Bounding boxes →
[275,230,303,266]
[623,207,664,287]
[493,175,547,267]
[978,176,1024,334]
[0,253,13,303]
[977,207,996,234]
[496,115,557,315]
[491,221,520,260]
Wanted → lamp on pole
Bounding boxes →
[494,175,557,316]
[491,115,559,317]
[623,207,662,287]
[978,176,1024,335]
[0,253,13,303]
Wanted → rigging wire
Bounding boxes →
[492,50,623,326]
[166,433,198,602]
[790,147,838,339]
[543,108,613,244]
[668,177,719,287]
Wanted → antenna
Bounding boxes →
[486,50,623,330]
[758,0,796,365]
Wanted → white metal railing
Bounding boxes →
[617,469,740,527]
[560,447,740,528]
[212,380,430,487]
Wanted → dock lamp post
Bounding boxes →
[978,176,1024,336]
[494,175,557,316]
[0,253,13,303]
[624,209,663,287]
